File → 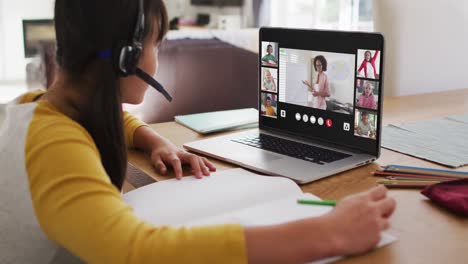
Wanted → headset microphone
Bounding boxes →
[135,67,172,101]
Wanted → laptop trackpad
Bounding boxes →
[236,151,284,164]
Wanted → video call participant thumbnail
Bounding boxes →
[261,42,279,67]
[356,80,378,110]
[354,110,377,140]
[357,50,381,80]
[262,68,278,92]
[261,93,278,118]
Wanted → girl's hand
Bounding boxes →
[322,186,396,256]
[149,137,216,179]
[244,186,396,263]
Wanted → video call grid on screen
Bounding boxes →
[259,28,384,155]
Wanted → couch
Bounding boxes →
[130,38,259,123]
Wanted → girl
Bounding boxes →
[357,50,380,79]
[357,81,378,110]
[0,1,395,263]
[262,69,277,92]
[303,55,331,110]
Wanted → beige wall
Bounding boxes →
[373,0,468,96]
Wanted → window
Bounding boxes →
[268,0,373,31]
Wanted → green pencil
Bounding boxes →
[297,199,337,206]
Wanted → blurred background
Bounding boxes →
[0,0,373,103]
[1,0,467,121]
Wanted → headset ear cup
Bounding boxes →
[114,0,144,77]
[115,44,127,76]
[117,45,142,76]
[132,45,142,73]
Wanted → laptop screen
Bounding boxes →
[259,28,384,156]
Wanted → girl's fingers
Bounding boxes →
[368,185,388,201]
[199,157,210,176]
[202,157,217,172]
[379,218,390,231]
[179,152,203,179]
[159,150,214,180]
[152,155,167,175]
[375,197,397,218]
[164,154,183,180]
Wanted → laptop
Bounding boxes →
[184,27,384,184]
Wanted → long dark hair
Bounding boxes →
[54,0,168,189]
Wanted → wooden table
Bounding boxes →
[126,89,468,264]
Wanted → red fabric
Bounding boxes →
[421,179,468,217]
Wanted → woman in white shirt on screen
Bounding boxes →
[302,55,331,110]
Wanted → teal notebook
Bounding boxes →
[175,108,258,134]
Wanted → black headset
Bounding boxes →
[116,0,173,102]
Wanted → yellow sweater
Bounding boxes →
[0,90,246,263]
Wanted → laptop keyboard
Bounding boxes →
[232,134,351,164]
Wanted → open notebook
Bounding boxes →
[123,168,396,263]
